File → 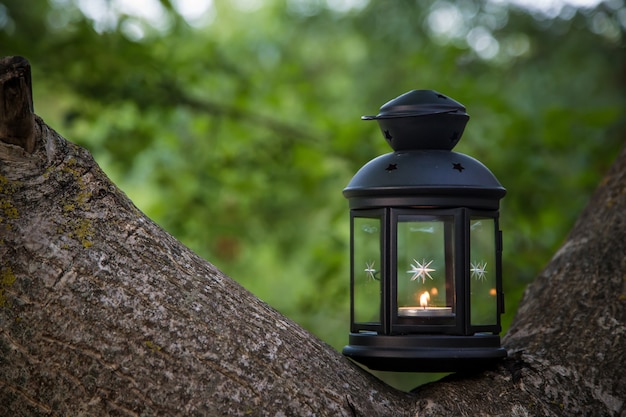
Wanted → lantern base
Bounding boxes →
[343,332,507,372]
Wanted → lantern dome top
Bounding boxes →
[362,90,469,151]
[343,150,506,210]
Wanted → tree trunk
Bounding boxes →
[1,57,624,416]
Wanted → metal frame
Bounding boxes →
[346,207,506,372]
[350,208,503,336]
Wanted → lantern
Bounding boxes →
[342,90,507,372]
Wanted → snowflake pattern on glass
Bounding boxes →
[407,259,435,283]
[364,260,377,280]
[470,261,488,281]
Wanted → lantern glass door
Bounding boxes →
[352,214,382,328]
[396,213,455,325]
[469,216,498,328]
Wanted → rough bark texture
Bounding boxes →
[1,57,624,416]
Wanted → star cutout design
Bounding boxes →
[364,261,377,281]
[384,130,393,140]
[407,259,436,283]
[470,261,488,281]
[452,162,465,172]
[385,163,397,172]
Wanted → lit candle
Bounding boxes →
[398,291,453,317]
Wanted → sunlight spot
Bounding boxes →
[325,0,369,13]
[590,11,622,41]
[172,0,215,26]
[73,0,171,34]
[503,33,531,57]
[115,0,166,27]
[76,0,116,32]
[427,2,466,39]
[466,26,500,59]
[172,0,212,18]
[121,19,146,41]
[496,0,604,16]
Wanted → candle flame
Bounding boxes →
[420,291,430,309]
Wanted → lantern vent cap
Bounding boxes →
[362,89,467,120]
[362,90,469,151]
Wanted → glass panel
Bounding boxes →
[469,217,497,326]
[353,217,381,324]
[397,216,455,319]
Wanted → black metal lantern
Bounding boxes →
[342,90,507,372]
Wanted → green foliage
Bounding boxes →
[1,0,624,389]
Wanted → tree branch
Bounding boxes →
[0,56,411,417]
[503,143,626,414]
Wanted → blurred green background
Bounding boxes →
[2,0,624,390]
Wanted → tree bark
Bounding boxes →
[1,57,624,416]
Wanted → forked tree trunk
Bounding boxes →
[1,56,624,416]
